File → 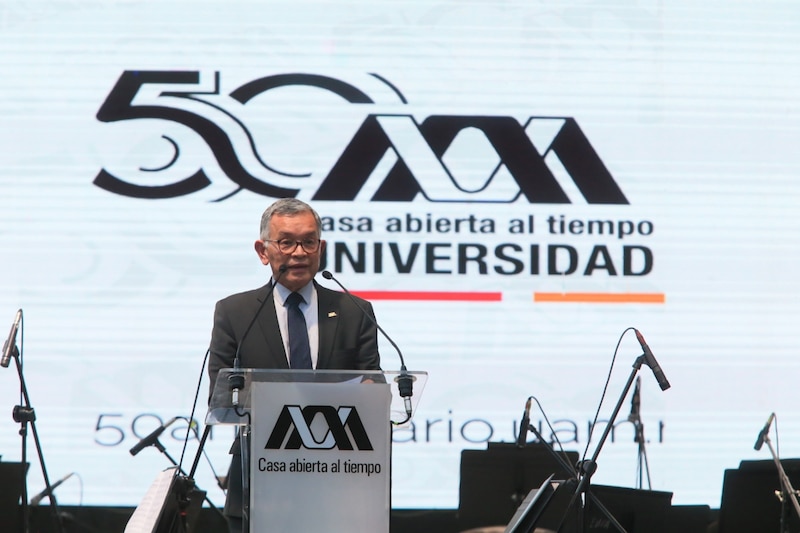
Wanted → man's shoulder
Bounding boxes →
[315,281,372,310]
[216,283,271,307]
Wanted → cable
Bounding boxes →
[580,327,634,466]
[529,395,579,478]
[188,423,224,491]
[177,348,210,477]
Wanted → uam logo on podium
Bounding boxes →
[265,405,374,451]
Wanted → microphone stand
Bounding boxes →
[554,355,652,533]
[7,346,65,533]
[761,431,800,531]
[526,424,579,482]
[631,411,651,490]
[524,415,622,532]
[524,423,583,527]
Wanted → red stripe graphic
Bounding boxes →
[352,291,502,301]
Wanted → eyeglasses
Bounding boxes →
[266,238,321,254]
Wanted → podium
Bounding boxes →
[207,368,426,533]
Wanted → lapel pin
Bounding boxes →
[328,311,337,318]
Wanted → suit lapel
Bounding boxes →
[255,282,290,369]
[316,283,339,369]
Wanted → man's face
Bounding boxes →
[255,212,326,292]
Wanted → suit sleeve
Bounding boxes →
[208,297,238,402]
[353,297,382,371]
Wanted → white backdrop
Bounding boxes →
[1,0,799,511]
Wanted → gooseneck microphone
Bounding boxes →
[754,412,775,451]
[229,265,288,406]
[516,397,532,447]
[30,472,75,506]
[634,329,671,391]
[321,270,414,421]
[129,417,180,456]
[1,309,22,368]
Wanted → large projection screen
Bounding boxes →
[1,1,799,511]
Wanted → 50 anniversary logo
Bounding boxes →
[94,70,628,204]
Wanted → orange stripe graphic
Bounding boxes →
[534,292,665,303]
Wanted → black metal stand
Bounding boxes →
[761,432,800,532]
[632,415,652,490]
[157,475,207,533]
[8,346,65,533]
[551,354,654,533]
[524,410,624,532]
[526,423,578,480]
[628,376,652,490]
[240,424,251,533]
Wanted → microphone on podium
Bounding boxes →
[229,264,288,406]
[321,270,415,421]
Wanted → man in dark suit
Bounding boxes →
[208,198,381,533]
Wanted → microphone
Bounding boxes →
[1,309,22,368]
[634,329,671,391]
[30,472,75,506]
[229,264,288,406]
[754,412,775,451]
[628,376,641,423]
[321,270,414,420]
[129,417,180,456]
[516,397,532,447]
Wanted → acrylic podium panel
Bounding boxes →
[207,368,426,532]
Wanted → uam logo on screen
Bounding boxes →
[94,70,628,204]
[265,405,373,451]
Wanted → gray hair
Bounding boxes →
[259,198,322,240]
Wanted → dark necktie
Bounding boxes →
[285,292,312,369]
